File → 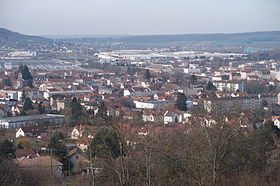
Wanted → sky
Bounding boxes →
[0,0,279,36]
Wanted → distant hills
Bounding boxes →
[0,28,52,48]
[1,28,280,49]
[118,31,280,44]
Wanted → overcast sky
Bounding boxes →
[0,0,279,36]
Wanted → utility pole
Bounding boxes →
[89,146,95,186]
[50,149,54,184]
[145,130,151,186]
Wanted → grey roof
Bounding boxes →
[0,114,64,123]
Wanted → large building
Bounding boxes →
[0,114,65,128]
[212,80,246,92]
[203,94,277,113]
[134,100,174,109]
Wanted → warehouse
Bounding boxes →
[0,114,65,128]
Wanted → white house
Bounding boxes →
[16,125,48,138]
[164,111,182,124]
[134,100,174,109]
[0,90,19,100]
[143,113,156,122]
[274,119,280,129]
[163,110,191,125]
[123,87,152,97]
[71,125,84,139]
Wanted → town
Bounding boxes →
[1,29,280,185]
[0,0,280,183]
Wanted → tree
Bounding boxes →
[206,81,217,91]
[65,97,87,126]
[221,75,229,80]
[0,139,15,159]
[23,97,34,112]
[3,78,11,87]
[96,102,108,120]
[127,66,136,75]
[89,128,122,159]
[16,138,31,149]
[47,132,71,171]
[262,121,280,138]
[152,122,277,186]
[38,102,45,114]
[18,65,34,88]
[18,65,33,80]
[144,69,151,80]
[175,93,187,111]
[190,74,197,82]
[245,81,267,94]
[88,126,140,186]
[23,79,33,88]
[262,100,268,107]
[0,160,49,186]
[21,91,26,102]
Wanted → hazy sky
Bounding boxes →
[0,0,279,35]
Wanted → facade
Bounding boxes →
[184,68,205,74]
[212,81,246,92]
[164,111,182,124]
[43,89,94,99]
[16,125,48,138]
[204,95,277,113]
[134,100,174,109]
[71,125,86,139]
[0,90,19,100]
[274,119,280,129]
[270,71,280,81]
[0,114,65,128]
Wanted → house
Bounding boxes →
[163,110,191,125]
[15,148,36,158]
[272,116,280,129]
[16,125,48,138]
[76,137,91,151]
[164,111,182,124]
[15,156,63,178]
[0,98,17,107]
[71,125,92,139]
[142,110,156,122]
[203,117,217,127]
[71,125,85,139]
[0,90,19,100]
[68,148,89,173]
[123,111,136,120]
[123,87,152,97]
[56,98,71,111]
[0,106,8,117]
[142,109,163,123]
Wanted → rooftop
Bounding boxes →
[0,114,64,123]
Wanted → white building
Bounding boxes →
[8,51,36,57]
[0,114,65,128]
[43,89,94,99]
[213,81,246,92]
[274,119,280,129]
[134,100,174,109]
[0,90,19,100]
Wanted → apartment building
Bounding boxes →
[204,94,277,113]
[213,80,246,92]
